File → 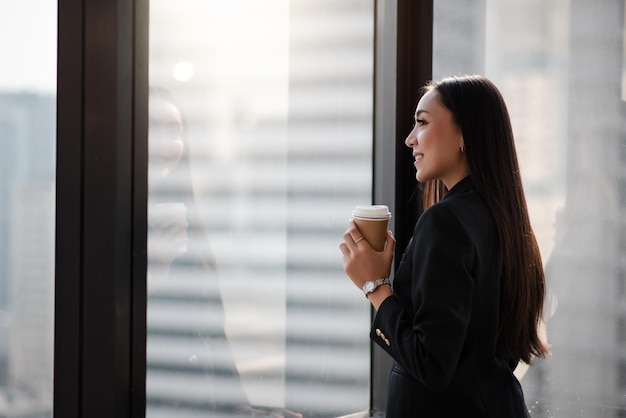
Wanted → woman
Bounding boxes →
[340,75,548,417]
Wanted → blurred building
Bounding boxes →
[539,0,626,415]
[285,1,373,416]
[0,92,55,417]
[147,1,373,417]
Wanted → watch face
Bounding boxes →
[364,281,375,293]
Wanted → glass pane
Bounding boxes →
[434,0,626,416]
[0,2,57,417]
[147,1,374,417]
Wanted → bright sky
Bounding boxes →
[0,1,57,93]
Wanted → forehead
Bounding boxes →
[415,88,442,114]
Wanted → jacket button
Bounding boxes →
[376,329,382,337]
[385,339,391,346]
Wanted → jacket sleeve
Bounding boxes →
[371,204,475,391]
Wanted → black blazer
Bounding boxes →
[372,176,530,417]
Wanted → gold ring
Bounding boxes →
[354,237,365,245]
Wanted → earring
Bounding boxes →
[460,145,465,153]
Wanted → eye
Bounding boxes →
[415,118,427,127]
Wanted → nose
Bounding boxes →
[405,126,417,147]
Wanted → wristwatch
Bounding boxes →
[362,277,390,298]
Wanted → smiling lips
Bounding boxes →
[413,153,423,164]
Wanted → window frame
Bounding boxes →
[55,0,148,416]
[54,0,431,416]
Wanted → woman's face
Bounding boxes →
[149,96,185,178]
[405,89,469,189]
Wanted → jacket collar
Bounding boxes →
[442,176,473,200]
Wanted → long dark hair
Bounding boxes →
[421,75,548,364]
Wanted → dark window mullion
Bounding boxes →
[54,0,84,416]
[55,0,147,417]
[131,0,149,416]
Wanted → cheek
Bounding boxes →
[417,129,435,153]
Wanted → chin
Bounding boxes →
[415,172,430,183]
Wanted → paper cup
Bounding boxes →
[351,205,391,252]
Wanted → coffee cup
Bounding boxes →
[351,205,391,252]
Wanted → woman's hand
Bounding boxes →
[339,219,395,293]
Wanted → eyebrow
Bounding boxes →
[414,110,429,118]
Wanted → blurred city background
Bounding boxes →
[0,0,625,417]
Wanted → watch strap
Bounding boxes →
[362,277,390,297]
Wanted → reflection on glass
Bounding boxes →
[435,0,626,416]
[0,1,57,417]
[147,88,251,416]
[147,1,374,417]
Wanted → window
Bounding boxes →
[54,1,626,416]
[434,0,626,415]
[147,1,374,416]
[0,1,57,417]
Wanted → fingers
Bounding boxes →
[342,226,364,249]
[381,230,394,255]
[341,222,395,258]
[339,242,349,257]
[340,226,367,262]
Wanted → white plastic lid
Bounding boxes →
[352,205,391,220]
